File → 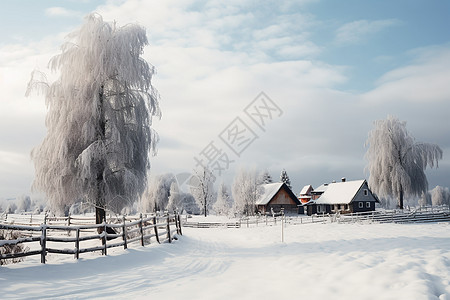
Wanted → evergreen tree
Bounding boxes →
[259,170,273,184]
[280,169,292,190]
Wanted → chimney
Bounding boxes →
[341,177,346,182]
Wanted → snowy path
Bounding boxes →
[1,222,450,299]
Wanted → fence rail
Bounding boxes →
[182,213,331,229]
[337,207,450,224]
[0,213,182,264]
[182,206,450,228]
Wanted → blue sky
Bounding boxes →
[1,0,449,203]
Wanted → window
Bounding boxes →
[366,202,370,208]
[364,189,368,196]
[358,202,363,208]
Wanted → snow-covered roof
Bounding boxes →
[299,185,313,195]
[315,180,366,205]
[255,182,284,205]
[313,183,329,193]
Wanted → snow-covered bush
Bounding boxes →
[5,203,17,214]
[431,186,450,206]
[213,182,232,216]
[0,230,30,265]
[16,195,32,213]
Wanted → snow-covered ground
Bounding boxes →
[1,217,450,299]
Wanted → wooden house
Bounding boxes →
[256,182,302,214]
[304,179,380,216]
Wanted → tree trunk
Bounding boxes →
[399,186,404,210]
[96,206,106,225]
[96,84,106,234]
[96,170,106,234]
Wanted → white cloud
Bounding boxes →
[1,0,449,199]
[335,19,400,45]
[45,7,82,18]
[363,45,450,103]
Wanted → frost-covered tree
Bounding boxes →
[259,170,273,184]
[180,193,200,215]
[213,182,232,216]
[430,186,450,206]
[365,116,442,209]
[190,167,215,217]
[27,14,160,223]
[16,195,31,213]
[232,167,261,216]
[280,169,292,190]
[167,181,182,213]
[141,173,175,213]
[418,191,431,207]
[5,203,17,214]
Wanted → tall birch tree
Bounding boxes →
[27,14,160,223]
[365,116,442,209]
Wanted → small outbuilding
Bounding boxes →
[299,184,313,204]
[256,182,302,214]
[304,179,380,215]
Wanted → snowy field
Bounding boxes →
[1,218,450,299]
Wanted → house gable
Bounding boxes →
[256,183,301,214]
[350,181,380,204]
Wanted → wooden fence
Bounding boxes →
[337,207,450,224]
[0,213,182,264]
[182,212,331,228]
[182,206,450,228]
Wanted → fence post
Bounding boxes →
[281,208,284,243]
[67,213,71,227]
[40,225,47,264]
[153,216,160,244]
[166,216,172,243]
[75,228,80,259]
[122,216,127,250]
[177,214,182,235]
[139,213,144,247]
[103,222,107,255]
[174,213,179,235]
